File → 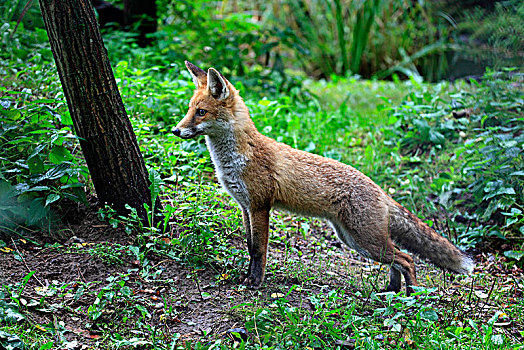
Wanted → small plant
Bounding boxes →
[87,274,134,321]
[0,89,88,236]
[87,242,132,265]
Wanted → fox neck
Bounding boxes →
[204,96,255,209]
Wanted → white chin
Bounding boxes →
[180,130,203,139]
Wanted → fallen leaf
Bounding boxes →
[475,290,489,299]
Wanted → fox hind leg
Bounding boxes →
[331,220,418,295]
[390,247,418,295]
[380,247,418,295]
[386,267,402,292]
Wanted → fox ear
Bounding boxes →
[207,68,230,100]
[185,61,207,89]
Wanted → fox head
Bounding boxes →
[173,61,238,139]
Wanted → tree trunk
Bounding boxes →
[39,0,154,224]
[124,0,157,47]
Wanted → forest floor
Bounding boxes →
[1,198,523,349]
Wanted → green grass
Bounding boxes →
[304,76,422,126]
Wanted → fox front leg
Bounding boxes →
[243,209,270,288]
[241,209,253,275]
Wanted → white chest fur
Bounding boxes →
[205,133,250,210]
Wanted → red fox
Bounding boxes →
[173,61,474,294]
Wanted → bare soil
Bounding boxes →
[1,199,522,348]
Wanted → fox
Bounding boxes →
[173,61,474,294]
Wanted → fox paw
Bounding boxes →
[382,285,401,293]
[243,275,262,289]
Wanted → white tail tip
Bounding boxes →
[460,255,475,274]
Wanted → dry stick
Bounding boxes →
[509,275,523,295]
[192,268,205,302]
[252,306,262,347]
[11,238,44,287]
[360,267,386,309]
[443,270,447,293]
[467,275,475,305]
[152,259,170,268]
[11,0,33,38]
[52,314,61,343]
[453,276,477,324]
[471,278,496,320]
[445,217,455,243]
[479,278,498,315]
[161,183,177,192]
[77,265,87,283]
[464,221,471,238]
[445,287,466,328]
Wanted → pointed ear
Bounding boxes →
[185,61,207,89]
[207,68,230,100]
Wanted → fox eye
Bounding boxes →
[196,108,207,117]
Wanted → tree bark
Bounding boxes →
[39,0,154,224]
[123,0,157,47]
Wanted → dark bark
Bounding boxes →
[123,0,157,47]
[39,0,155,224]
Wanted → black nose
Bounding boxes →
[173,128,181,136]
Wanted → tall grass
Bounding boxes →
[349,0,382,74]
[267,0,451,79]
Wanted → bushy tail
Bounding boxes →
[388,203,474,274]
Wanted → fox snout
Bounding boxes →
[172,124,202,139]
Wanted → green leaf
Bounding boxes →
[60,111,73,126]
[0,330,25,349]
[129,246,140,260]
[504,250,524,261]
[14,183,30,195]
[38,342,54,350]
[35,162,71,182]
[27,198,48,226]
[420,308,438,322]
[0,301,25,323]
[28,144,47,159]
[49,146,72,164]
[29,186,51,192]
[32,99,57,103]
[148,168,163,216]
[364,144,374,163]
[28,155,45,175]
[45,194,60,206]
[388,115,398,125]
[258,99,272,107]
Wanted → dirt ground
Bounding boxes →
[1,200,522,347]
[0,200,366,344]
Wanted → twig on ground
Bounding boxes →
[77,265,87,283]
[192,268,205,302]
[11,238,44,287]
